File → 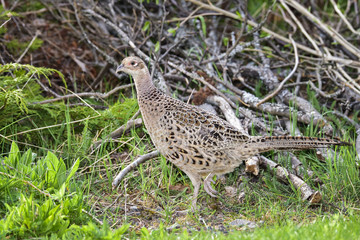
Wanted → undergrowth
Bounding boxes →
[1,1,360,239]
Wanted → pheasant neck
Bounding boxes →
[133,69,157,95]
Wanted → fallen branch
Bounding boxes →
[92,118,143,148]
[260,156,322,203]
[112,150,160,189]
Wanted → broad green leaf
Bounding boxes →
[66,158,80,184]
[8,141,20,167]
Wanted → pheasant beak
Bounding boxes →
[116,64,124,74]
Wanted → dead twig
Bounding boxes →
[16,30,41,63]
[257,36,299,106]
[31,83,134,104]
[112,150,160,189]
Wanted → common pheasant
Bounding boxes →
[116,56,350,210]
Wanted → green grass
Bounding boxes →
[139,215,360,240]
[150,215,360,240]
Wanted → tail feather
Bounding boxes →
[247,135,350,153]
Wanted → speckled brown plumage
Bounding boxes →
[116,56,350,210]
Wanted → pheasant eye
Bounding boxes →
[130,61,138,66]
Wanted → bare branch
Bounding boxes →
[112,150,160,189]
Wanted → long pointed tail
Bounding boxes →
[247,136,351,153]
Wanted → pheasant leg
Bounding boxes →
[204,173,218,197]
[183,170,202,211]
